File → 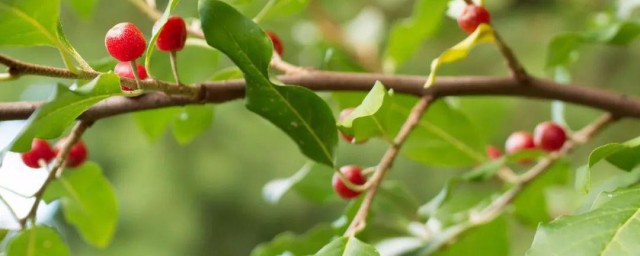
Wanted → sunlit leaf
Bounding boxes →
[425,24,495,87]
[251,224,335,256]
[0,0,62,47]
[337,81,395,143]
[199,0,337,166]
[315,236,380,256]
[513,160,569,226]
[7,226,70,256]
[263,162,336,204]
[528,186,640,256]
[43,162,118,248]
[9,74,122,152]
[589,136,640,172]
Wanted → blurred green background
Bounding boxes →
[1,0,639,255]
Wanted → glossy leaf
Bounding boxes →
[263,162,336,204]
[144,0,181,74]
[199,0,337,166]
[397,99,486,167]
[528,186,640,256]
[383,0,448,73]
[589,136,640,172]
[513,161,569,226]
[425,24,495,87]
[337,81,395,143]
[251,224,335,256]
[315,236,380,256]
[42,162,118,248]
[10,74,122,152]
[7,226,70,256]
[0,0,62,47]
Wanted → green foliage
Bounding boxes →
[251,224,335,256]
[10,74,122,152]
[67,0,98,18]
[315,236,379,256]
[432,215,509,256]
[135,105,215,145]
[383,0,448,73]
[513,161,570,226]
[528,186,640,256]
[144,0,182,73]
[259,0,310,21]
[43,162,118,248]
[337,81,395,143]
[589,137,640,172]
[7,226,70,256]
[199,0,337,166]
[0,0,62,47]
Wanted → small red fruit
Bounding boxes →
[332,165,367,199]
[266,30,284,56]
[505,131,535,154]
[486,145,502,160]
[457,4,491,34]
[105,22,147,62]
[114,62,148,91]
[534,121,567,152]
[154,16,187,52]
[21,139,56,169]
[54,139,88,168]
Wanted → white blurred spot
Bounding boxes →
[292,21,320,45]
[345,7,385,46]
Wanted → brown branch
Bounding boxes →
[493,31,529,83]
[2,69,640,120]
[344,95,434,237]
[18,121,93,228]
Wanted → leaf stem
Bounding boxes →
[492,30,529,83]
[169,51,182,85]
[253,0,277,23]
[129,60,143,90]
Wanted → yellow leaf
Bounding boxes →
[425,24,495,87]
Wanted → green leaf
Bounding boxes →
[575,165,590,194]
[199,0,337,166]
[251,224,335,256]
[172,105,215,144]
[259,0,310,21]
[432,215,509,256]
[315,237,380,256]
[397,99,486,167]
[0,229,8,241]
[545,33,584,70]
[7,226,70,256]
[513,161,570,226]
[0,0,62,47]
[527,186,640,256]
[67,0,98,18]
[425,24,495,87]
[134,108,182,142]
[42,162,118,248]
[589,137,640,172]
[210,67,244,81]
[9,74,122,152]
[263,162,336,204]
[462,158,507,181]
[337,81,394,143]
[382,0,448,73]
[144,0,181,73]
[418,178,459,219]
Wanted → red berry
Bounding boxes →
[114,62,148,91]
[105,22,147,62]
[486,145,502,160]
[505,131,535,154]
[54,139,88,168]
[154,16,187,52]
[332,165,367,199]
[266,30,284,56]
[21,139,56,169]
[534,121,567,152]
[457,5,491,34]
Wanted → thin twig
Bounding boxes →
[17,121,94,228]
[344,95,433,237]
[493,30,529,83]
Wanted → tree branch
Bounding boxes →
[344,95,434,237]
[18,121,93,228]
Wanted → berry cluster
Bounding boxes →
[457,3,491,34]
[487,121,567,162]
[21,138,88,169]
[105,16,188,90]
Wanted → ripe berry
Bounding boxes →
[154,16,187,52]
[534,121,567,152]
[457,4,491,34]
[114,62,148,91]
[332,165,367,199]
[21,139,56,169]
[54,139,88,168]
[486,145,502,160]
[266,30,284,56]
[105,22,147,62]
[505,131,535,154]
